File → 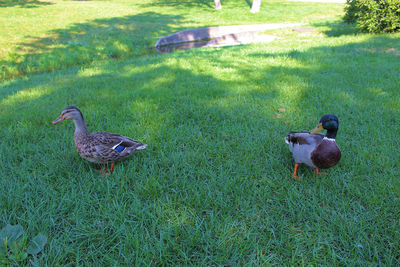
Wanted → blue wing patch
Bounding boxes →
[114,144,125,153]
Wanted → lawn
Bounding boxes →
[1,0,400,265]
[0,0,345,81]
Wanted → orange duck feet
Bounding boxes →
[293,163,301,181]
[97,164,109,177]
[314,168,327,175]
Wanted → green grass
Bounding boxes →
[1,0,400,265]
[0,0,345,81]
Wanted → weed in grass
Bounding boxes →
[0,224,47,265]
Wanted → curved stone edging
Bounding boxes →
[155,23,302,48]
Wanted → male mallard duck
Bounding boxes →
[285,114,341,180]
[52,106,147,174]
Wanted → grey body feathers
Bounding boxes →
[285,132,324,168]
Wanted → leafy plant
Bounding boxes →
[344,0,400,33]
[0,224,47,265]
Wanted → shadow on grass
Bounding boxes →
[147,0,255,9]
[311,21,359,37]
[0,0,52,8]
[0,12,185,81]
[1,34,400,265]
[141,0,214,9]
[248,35,400,113]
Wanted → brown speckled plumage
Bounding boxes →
[73,131,146,164]
[53,106,146,170]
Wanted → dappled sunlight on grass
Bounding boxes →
[159,204,196,227]
[0,0,349,82]
[1,19,400,265]
[1,11,184,81]
[0,0,52,8]
[1,87,50,107]
[77,66,110,78]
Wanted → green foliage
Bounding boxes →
[344,0,400,33]
[27,234,47,255]
[0,225,24,249]
[0,225,47,265]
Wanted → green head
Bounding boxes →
[311,114,339,139]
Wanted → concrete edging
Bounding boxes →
[155,23,303,47]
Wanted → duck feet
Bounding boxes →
[314,168,327,175]
[110,162,115,173]
[293,163,301,181]
[96,163,115,176]
[97,164,109,177]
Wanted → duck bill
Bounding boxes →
[52,116,64,124]
[311,123,324,134]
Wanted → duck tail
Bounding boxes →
[285,136,290,144]
[135,144,147,150]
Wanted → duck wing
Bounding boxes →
[87,132,147,163]
[91,132,146,149]
[285,131,324,167]
[285,131,324,146]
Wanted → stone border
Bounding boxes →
[155,23,302,48]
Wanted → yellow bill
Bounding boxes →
[311,123,324,134]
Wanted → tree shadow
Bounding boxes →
[139,0,254,10]
[142,0,214,9]
[0,0,52,8]
[311,21,359,37]
[3,34,399,187]
[248,35,400,163]
[0,12,186,81]
[1,33,400,265]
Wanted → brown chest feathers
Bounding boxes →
[311,139,341,169]
[74,132,101,162]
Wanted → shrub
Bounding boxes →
[344,0,400,33]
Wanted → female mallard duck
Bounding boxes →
[52,106,147,174]
[285,114,341,180]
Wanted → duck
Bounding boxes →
[285,114,341,180]
[52,106,147,175]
